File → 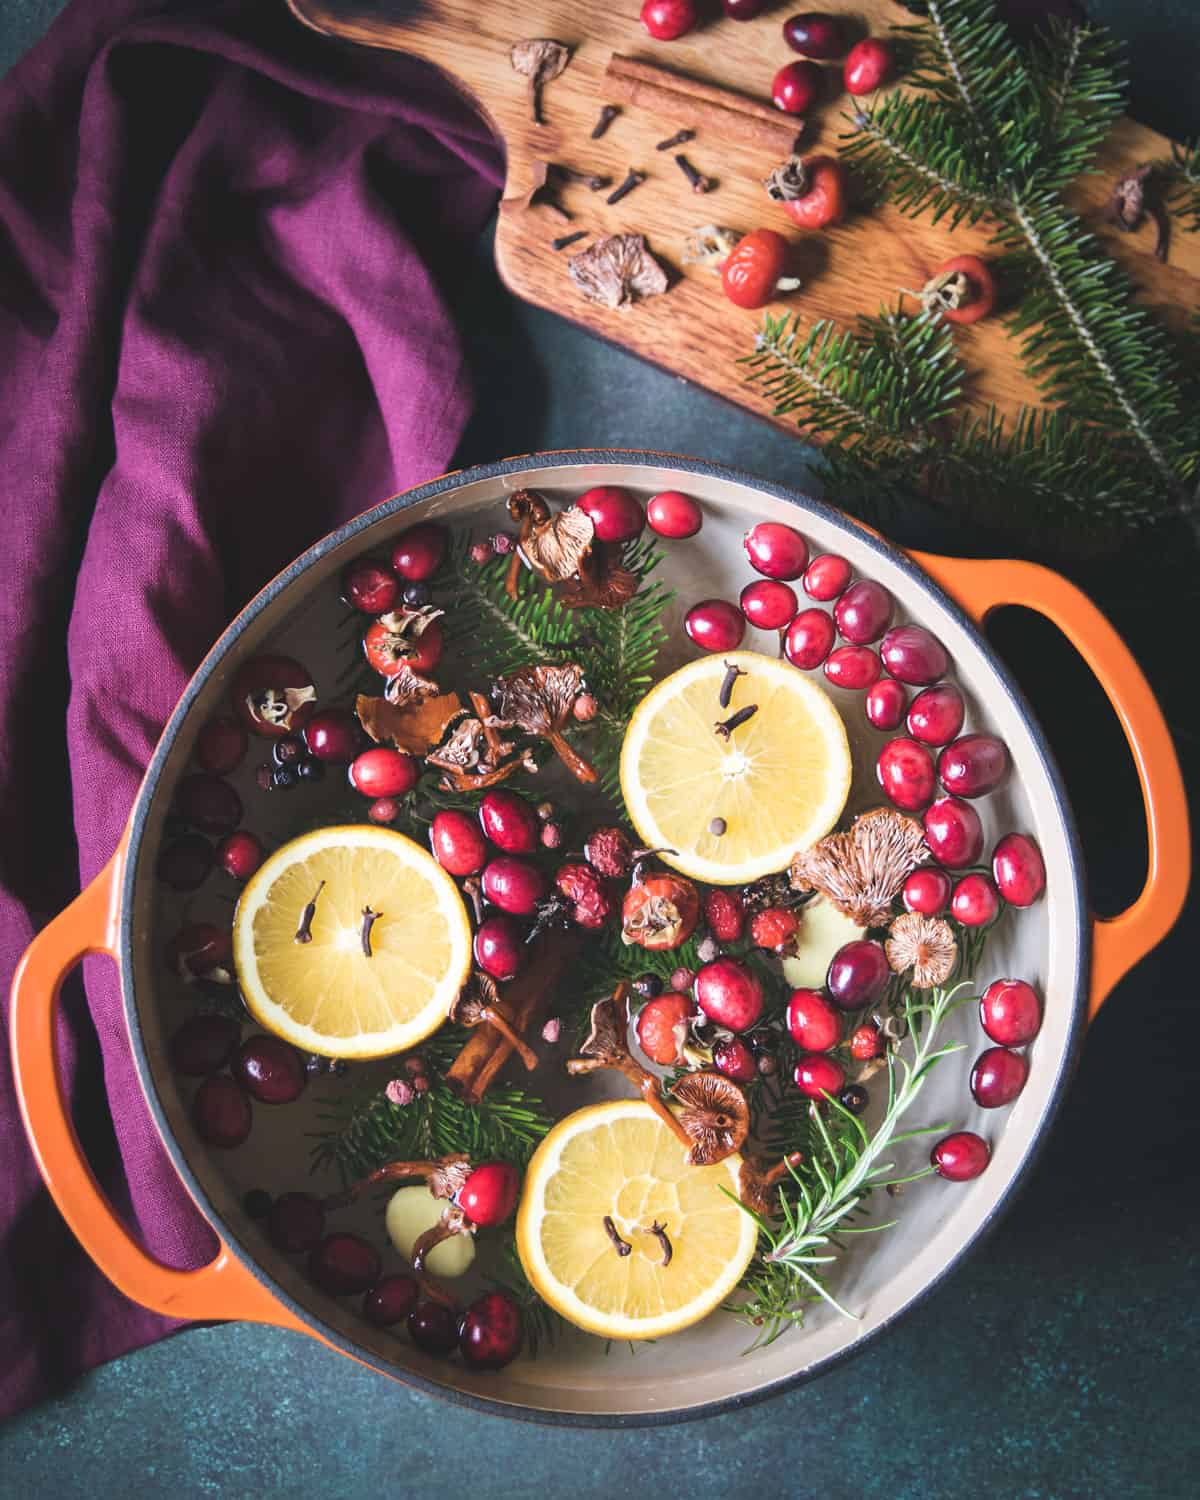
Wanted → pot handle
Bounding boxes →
[910,552,1189,1019]
[9,842,309,1333]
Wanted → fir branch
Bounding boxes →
[1160,140,1200,233]
[440,536,580,680]
[1027,18,1125,186]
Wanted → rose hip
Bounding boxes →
[824,645,882,691]
[481,857,547,917]
[695,958,764,1032]
[865,677,907,730]
[474,915,526,981]
[931,1131,991,1181]
[834,581,892,644]
[175,774,243,835]
[431,809,488,876]
[685,600,745,652]
[951,872,1001,928]
[480,788,540,855]
[348,747,419,799]
[170,1014,241,1077]
[369,798,400,824]
[980,978,1042,1046]
[970,1047,1028,1108]
[309,1233,382,1296]
[749,906,800,953]
[880,625,948,686]
[992,833,1046,907]
[193,1075,252,1149]
[783,11,845,58]
[391,523,446,582]
[772,60,822,116]
[216,830,263,882]
[845,36,893,95]
[786,988,842,1051]
[902,866,952,915]
[196,716,248,776]
[233,1035,307,1105]
[907,683,964,746]
[636,992,696,1065]
[704,888,745,943]
[876,737,936,812]
[784,608,836,670]
[647,490,702,538]
[740,579,798,631]
[342,559,400,615]
[793,1053,846,1101]
[802,553,852,601]
[744,522,809,580]
[938,735,1010,798]
[850,1023,882,1060]
[826,939,890,1010]
[640,0,696,40]
[923,796,984,868]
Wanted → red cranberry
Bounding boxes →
[824,645,881,691]
[834,580,892,644]
[166,922,232,979]
[826,939,890,1011]
[907,683,964,746]
[157,833,214,891]
[923,796,984,869]
[216,830,263,882]
[793,1053,846,1101]
[783,11,845,58]
[482,857,547,917]
[193,1075,252,1148]
[368,797,400,825]
[865,677,907,730]
[744,521,809,580]
[876,737,936,812]
[803,554,851,601]
[309,1233,381,1296]
[845,36,893,94]
[740,578,798,631]
[391,522,446,582]
[458,1161,521,1226]
[474,915,526,981]
[951,872,1001,928]
[980,978,1042,1046]
[938,735,1010,798]
[363,1274,419,1327]
[303,709,360,765]
[931,1131,991,1181]
[480,788,540,855]
[459,1290,524,1370]
[343,559,400,615]
[723,0,767,16]
[784,608,836,670]
[175,773,242,835]
[408,1300,459,1355]
[849,1023,882,1060]
[233,1035,307,1104]
[636,993,696,1065]
[170,1014,240,1076]
[268,1191,325,1253]
[880,624,948,686]
[970,1047,1029,1108]
[431,809,488,876]
[349,747,419,799]
[786,988,841,1051]
[902,866,952,914]
[577,486,646,543]
[196,716,248,776]
[695,958,764,1032]
[749,906,800,954]
[772,60,822,116]
[685,599,745,653]
[713,1036,757,1083]
[647,489,702,538]
[992,833,1046,907]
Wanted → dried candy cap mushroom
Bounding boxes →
[885,911,958,990]
[790,806,930,928]
[510,39,570,125]
[568,234,669,311]
[670,1071,750,1167]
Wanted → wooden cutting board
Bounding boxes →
[287,0,1197,435]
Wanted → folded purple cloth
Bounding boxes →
[0,0,500,1419]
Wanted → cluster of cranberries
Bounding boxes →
[638,4,894,113]
[170,1001,307,1150]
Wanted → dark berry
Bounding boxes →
[402,581,432,607]
[165,922,232,980]
[271,765,299,790]
[255,762,274,792]
[391,523,447,582]
[192,1075,252,1148]
[713,1036,757,1083]
[480,788,541,855]
[243,1188,273,1219]
[268,1192,325,1253]
[363,1274,419,1328]
[970,1047,1029,1108]
[431,809,488,876]
[170,1013,240,1077]
[880,625,948,686]
[233,1035,307,1105]
[826,940,890,1010]
[459,1290,524,1370]
[174,774,243,835]
[304,709,360,765]
[309,1233,382,1296]
[408,1300,460,1355]
[633,972,664,999]
[272,735,306,766]
[938,735,1010,798]
[196,716,248,776]
[834,581,892,645]
[296,757,325,781]
[216,830,263,881]
[343,559,400,615]
[839,1084,869,1115]
[793,1053,846,1101]
[474,914,526,981]
[783,12,845,59]
[157,833,214,891]
[931,1131,991,1181]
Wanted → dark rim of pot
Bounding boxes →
[120,450,1090,1428]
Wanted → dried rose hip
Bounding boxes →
[232,655,316,739]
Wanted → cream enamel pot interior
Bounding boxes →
[10,452,1189,1425]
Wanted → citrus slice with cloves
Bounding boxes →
[232,825,471,1059]
[620,650,852,886]
[516,1100,757,1341]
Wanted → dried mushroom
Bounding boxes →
[450,972,538,1071]
[383,663,440,706]
[510,39,570,125]
[356,691,465,755]
[568,233,669,311]
[738,1152,804,1217]
[491,664,598,783]
[670,1071,749,1167]
[885,912,958,989]
[790,807,929,928]
[507,490,595,590]
[683,224,740,271]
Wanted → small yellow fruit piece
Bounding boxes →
[232,824,472,1059]
[385,1185,476,1278]
[517,1100,757,1341]
[782,895,866,990]
[620,650,852,885]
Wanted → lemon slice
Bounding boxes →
[620,650,852,885]
[517,1100,757,1341]
[232,825,471,1059]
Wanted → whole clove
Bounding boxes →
[552,231,587,252]
[656,129,694,151]
[591,104,620,139]
[294,881,325,944]
[674,154,715,194]
[639,1220,673,1266]
[719,660,747,708]
[714,704,758,739]
[606,170,645,207]
[549,163,613,192]
[603,1215,632,1256]
[360,906,382,958]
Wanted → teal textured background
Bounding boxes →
[3,4,1197,1496]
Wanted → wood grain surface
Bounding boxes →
[287,0,1198,437]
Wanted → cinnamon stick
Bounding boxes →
[604,54,802,155]
[445,929,579,1103]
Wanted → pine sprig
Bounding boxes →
[440,535,581,680]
